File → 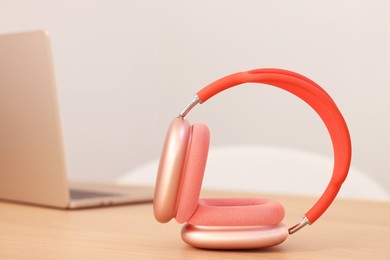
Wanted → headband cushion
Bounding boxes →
[188,198,285,226]
[176,123,210,223]
[196,69,351,224]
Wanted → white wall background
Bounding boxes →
[1,1,389,191]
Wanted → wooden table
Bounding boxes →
[1,190,389,259]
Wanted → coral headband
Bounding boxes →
[182,68,351,225]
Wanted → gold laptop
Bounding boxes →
[0,30,153,208]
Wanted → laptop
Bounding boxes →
[0,30,153,209]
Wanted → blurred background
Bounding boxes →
[1,1,389,193]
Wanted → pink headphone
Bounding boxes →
[153,68,352,249]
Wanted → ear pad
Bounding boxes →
[174,123,285,226]
[188,198,285,226]
[175,123,210,223]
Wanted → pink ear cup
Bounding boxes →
[153,118,191,223]
[181,223,288,249]
[176,123,210,223]
[188,198,285,226]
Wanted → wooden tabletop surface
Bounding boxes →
[0,189,389,259]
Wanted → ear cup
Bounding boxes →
[187,198,285,226]
[181,223,289,249]
[153,118,191,223]
[175,123,210,223]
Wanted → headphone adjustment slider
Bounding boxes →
[288,216,311,235]
[179,95,200,118]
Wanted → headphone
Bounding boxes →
[153,68,351,249]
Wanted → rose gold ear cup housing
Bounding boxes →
[153,118,190,223]
[154,118,289,249]
[181,223,288,249]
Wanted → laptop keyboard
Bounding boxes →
[69,189,120,200]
